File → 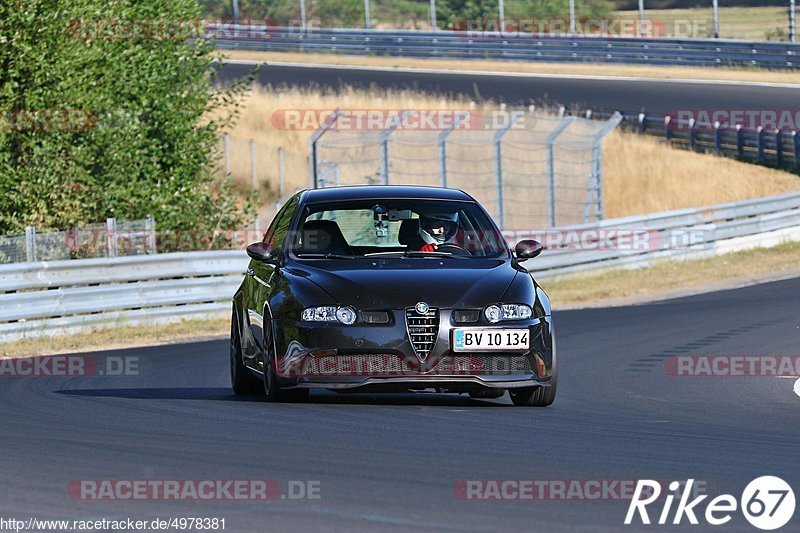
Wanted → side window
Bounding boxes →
[266,196,299,254]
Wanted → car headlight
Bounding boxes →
[302,306,358,325]
[484,303,532,323]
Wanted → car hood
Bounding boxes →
[286,259,518,309]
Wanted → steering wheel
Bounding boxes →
[435,243,471,256]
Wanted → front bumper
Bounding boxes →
[270,312,554,392]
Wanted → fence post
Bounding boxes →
[638,112,646,133]
[223,134,230,176]
[106,218,117,259]
[145,215,157,254]
[776,129,784,167]
[689,119,697,150]
[736,125,745,158]
[492,111,523,230]
[437,112,468,188]
[545,116,576,227]
[307,109,342,189]
[714,121,721,155]
[664,115,672,142]
[380,110,411,185]
[757,127,765,163]
[591,112,623,222]
[25,226,36,263]
[250,139,261,234]
[278,147,285,197]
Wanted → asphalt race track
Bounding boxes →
[219,61,800,115]
[1,276,799,531]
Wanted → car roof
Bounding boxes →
[300,186,475,203]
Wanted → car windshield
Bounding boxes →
[291,199,508,259]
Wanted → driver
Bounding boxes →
[418,212,459,252]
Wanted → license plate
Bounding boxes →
[452,329,529,352]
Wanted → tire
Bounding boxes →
[509,383,556,406]
[468,389,506,399]
[230,310,262,395]
[511,333,558,407]
[262,341,310,403]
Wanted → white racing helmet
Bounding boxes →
[418,212,459,245]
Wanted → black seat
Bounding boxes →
[398,219,426,250]
[297,220,352,256]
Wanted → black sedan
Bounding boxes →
[230,186,555,406]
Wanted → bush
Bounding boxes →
[0,0,254,244]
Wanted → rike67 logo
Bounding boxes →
[626,477,795,530]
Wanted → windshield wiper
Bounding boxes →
[363,250,461,258]
[295,253,355,260]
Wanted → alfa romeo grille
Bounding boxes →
[406,307,439,361]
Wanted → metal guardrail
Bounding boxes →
[1,191,799,342]
[212,26,800,69]
[584,110,800,171]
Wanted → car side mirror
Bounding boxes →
[515,239,543,261]
[246,242,276,263]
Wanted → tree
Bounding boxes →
[0,0,253,243]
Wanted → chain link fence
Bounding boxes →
[309,110,621,230]
[0,217,156,264]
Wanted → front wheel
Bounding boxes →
[511,333,557,407]
[230,311,261,395]
[262,349,310,403]
[509,383,556,406]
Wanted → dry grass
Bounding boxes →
[217,86,800,221]
[0,317,227,358]
[616,6,788,41]
[222,51,800,86]
[547,240,800,307]
[602,131,800,217]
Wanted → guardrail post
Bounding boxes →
[106,218,117,259]
[25,226,36,263]
[736,125,744,158]
[638,112,646,133]
[757,127,766,163]
[664,115,673,142]
[545,116,576,227]
[776,129,784,167]
[794,131,800,166]
[145,215,156,254]
[689,119,697,150]
[714,121,722,155]
[492,111,523,230]
[307,109,342,189]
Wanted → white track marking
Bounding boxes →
[222,58,800,89]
